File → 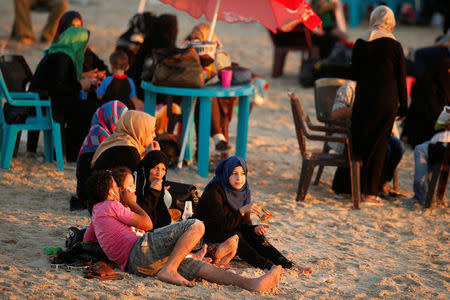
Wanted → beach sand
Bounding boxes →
[0,1,449,299]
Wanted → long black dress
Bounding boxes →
[194,182,292,270]
[351,37,407,195]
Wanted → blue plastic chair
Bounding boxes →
[0,76,64,170]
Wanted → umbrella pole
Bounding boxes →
[207,0,221,41]
[137,0,146,13]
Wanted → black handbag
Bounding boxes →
[3,102,29,124]
[165,180,199,212]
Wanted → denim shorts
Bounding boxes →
[127,219,206,281]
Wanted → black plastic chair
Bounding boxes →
[289,92,362,208]
[424,143,450,208]
[268,24,318,78]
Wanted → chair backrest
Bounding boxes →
[290,93,311,157]
[314,77,347,123]
[268,23,312,50]
[0,55,33,92]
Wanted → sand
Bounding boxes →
[0,0,449,299]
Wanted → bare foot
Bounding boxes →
[191,244,208,260]
[293,264,313,275]
[214,235,238,265]
[250,265,284,292]
[156,268,195,287]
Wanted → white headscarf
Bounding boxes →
[360,5,396,42]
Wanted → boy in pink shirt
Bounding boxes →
[83,170,283,290]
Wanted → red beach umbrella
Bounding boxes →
[158,0,322,40]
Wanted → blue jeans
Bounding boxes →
[413,141,434,201]
[384,136,405,183]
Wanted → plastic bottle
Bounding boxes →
[182,201,193,220]
[42,246,62,255]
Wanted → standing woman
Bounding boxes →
[351,5,407,203]
[29,26,92,160]
[195,156,311,272]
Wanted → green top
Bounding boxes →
[311,0,336,30]
[48,27,89,80]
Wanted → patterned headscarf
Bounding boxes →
[78,101,128,158]
[360,5,396,42]
[205,156,251,211]
[52,10,83,43]
[48,27,89,80]
[91,110,156,166]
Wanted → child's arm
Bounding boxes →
[120,189,153,231]
[96,77,111,100]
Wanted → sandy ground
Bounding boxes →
[0,0,449,299]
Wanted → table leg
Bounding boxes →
[198,97,212,177]
[144,91,157,116]
[181,96,194,162]
[236,95,250,160]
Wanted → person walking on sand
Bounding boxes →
[83,170,283,290]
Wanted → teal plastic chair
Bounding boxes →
[0,76,64,170]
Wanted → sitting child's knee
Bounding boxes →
[191,219,205,234]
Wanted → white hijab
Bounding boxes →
[360,5,396,42]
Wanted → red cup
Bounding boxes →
[221,69,233,88]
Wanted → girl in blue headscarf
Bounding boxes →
[195,156,307,271]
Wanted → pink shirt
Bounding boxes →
[84,200,140,270]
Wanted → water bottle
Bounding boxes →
[42,246,62,255]
[182,201,193,220]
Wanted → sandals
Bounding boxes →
[83,261,123,280]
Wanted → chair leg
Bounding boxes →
[392,168,399,191]
[43,129,53,162]
[424,163,441,208]
[272,48,288,78]
[297,161,315,201]
[435,170,449,205]
[314,143,330,185]
[350,160,361,209]
[1,127,19,169]
[13,131,21,158]
[52,123,64,171]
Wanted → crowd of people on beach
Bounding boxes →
[4,0,450,292]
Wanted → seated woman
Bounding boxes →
[72,100,128,211]
[195,156,312,272]
[91,110,160,173]
[29,26,92,162]
[136,150,238,266]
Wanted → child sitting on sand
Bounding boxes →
[83,169,283,289]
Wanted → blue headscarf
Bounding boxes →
[205,156,251,211]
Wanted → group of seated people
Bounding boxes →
[76,105,311,289]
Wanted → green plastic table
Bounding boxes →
[141,81,255,177]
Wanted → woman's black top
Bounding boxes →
[137,187,171,230]
[92,146,141,173]
[194,182,252,243]
[29,52,81,115]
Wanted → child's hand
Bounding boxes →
[120,189,137,207]
[254,225,269,235]
[239,203,261,215]
[150,178,163,191]
[150,141,160,150]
